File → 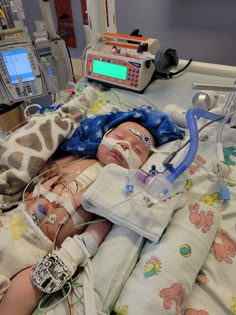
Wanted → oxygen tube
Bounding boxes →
[167,108,224,183]
[132,108,224,199]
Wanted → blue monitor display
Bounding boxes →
[1,48,35,84]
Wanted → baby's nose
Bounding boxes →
[119,142,129,149]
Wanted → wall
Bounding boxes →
[22,0,236,66]
[115,0,236,66]
[22,0,86,59]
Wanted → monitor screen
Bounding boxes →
[93,59,127,80]
[1,48,35,84]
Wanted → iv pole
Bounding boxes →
[85,0,117,47]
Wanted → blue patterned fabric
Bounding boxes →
[59,108,185,157]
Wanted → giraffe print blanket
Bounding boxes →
[0,109,79,206]
[0,86,103,207]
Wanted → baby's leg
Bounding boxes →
[0,267,43,315]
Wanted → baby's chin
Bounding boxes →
[103,156,128,168]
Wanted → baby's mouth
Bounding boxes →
[111,148,125,162]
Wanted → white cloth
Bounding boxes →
[82,163,185,243]
[0,205,53,301]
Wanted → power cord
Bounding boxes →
[152,58,193,80]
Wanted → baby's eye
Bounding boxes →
[112,134,123,139]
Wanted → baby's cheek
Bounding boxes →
[96,146,106,161]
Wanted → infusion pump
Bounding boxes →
[0,40,46,103]
[0,35,73,104]
[84,48,155,92]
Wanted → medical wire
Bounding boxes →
[37,282,72,312]
[72,90,135,117]
[97,90,136,110]
[163,116,224,167]
[37,280,110,315]
[23,115,224,211]
[216,111,235,145]
[71,218,107,235]
[22,156,87,196]
[112,87,158,109]
[21,156,108,315]
[53,215,70,249]
[23,103,42,122]
[20,155,105,248]
[21,156,88,233]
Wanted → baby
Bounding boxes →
[0,107,184,315]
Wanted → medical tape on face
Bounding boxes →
[101,134,142,169]
[128,127,153,147]
[32,183,84,226]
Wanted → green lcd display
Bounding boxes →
[93,60,127,80]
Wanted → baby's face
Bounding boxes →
[97,121,154,168]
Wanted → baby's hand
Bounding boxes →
[31,236,90,293]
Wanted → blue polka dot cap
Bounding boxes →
[59,108,185,157]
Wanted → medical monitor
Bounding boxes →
[1,48,35,84]
[0,41,44,102]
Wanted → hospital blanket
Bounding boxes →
[0,87,100,205]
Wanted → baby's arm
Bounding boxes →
[0,219,112,315]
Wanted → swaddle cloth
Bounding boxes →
[81,163,185,242]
